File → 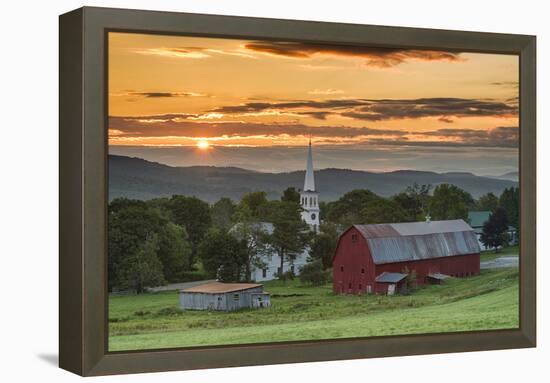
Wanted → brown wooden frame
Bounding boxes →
[59,6,536,376]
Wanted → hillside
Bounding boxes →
[109,155,518,202]
[109,269,518,351]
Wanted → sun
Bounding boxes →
[196,140,210,150]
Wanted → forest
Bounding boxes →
[108,184,519,293]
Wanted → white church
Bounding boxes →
[249,140,320,282]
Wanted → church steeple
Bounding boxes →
[300,138,320,231]
[303,138,315,192]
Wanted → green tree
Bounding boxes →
[210,197,236,230]
[299,259,329,286]
[238,191,269,219]
[267,200,310,278]
[168,195,212,267]
[310,233,337,269]
[325,189,381,225]
[499,187,519,230]
[392,183,432,221]
[118,234,165,294]
[231,205,270,280]
[480,208,509,252]
[428,184,470,221]
[359,198,407,224]
[477,192,499,212]
[281,187,301,203]
[108,200,170,290]
[156,222,192,282]
[198,228,247,282]
[146,197,171,214]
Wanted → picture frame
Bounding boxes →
[59,6,536,376]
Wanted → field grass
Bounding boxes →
[108,268,519,351]
[480,245,519,261]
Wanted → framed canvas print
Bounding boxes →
[59,7,536,376]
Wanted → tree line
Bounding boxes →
[108,184,519,292]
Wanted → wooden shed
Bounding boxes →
[179,282,271,311]
[332,219,481,295]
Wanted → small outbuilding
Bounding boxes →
[374,272,408,295]
[179,282,271,311]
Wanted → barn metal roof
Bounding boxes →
[375,272,408,283]
[179,282,262,294]
[353,219,480,265]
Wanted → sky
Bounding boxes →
[108,32,519,175]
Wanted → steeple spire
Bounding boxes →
[303,138,315,192]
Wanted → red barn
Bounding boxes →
[332,219,481,295]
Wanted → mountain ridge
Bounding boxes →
[109,155,518,202]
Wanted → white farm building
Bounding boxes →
[179,282,270,311]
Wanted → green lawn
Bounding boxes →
[480,245,519,261]
[108,268,519,351]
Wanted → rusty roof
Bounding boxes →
[353,219,480,265]
[179,282,262,294]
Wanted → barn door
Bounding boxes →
[387,284,396,295]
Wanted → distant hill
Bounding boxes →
[484,171,519,182]
[109,155,519,202]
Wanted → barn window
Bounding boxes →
[217,297,222,301]
[233,294,240,301]
[351,234,358,242]
[262,268,267,278]
[361,268,365,274]
[340,266,344,272]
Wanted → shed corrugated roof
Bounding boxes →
[353,219,480,265]
[179,282,262,294]
[375,272,408,283]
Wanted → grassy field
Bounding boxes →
[480,245,519,261]
[108,268,519,351]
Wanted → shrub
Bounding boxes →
[278,270,296,281]
[299,259,329,286]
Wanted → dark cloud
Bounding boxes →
[490,81,519,88]
[212,99,364,114]
[341,98,517,121]
[126,91,205,98]
[212,97,517,121]
[109,116,405,138]
[370,126,518,148]
[438,117,454,123]
[244,41,463,67]
[110,115,518,148]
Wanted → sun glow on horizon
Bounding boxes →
[196,140,210,150]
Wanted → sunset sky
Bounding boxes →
[108,32,519,175]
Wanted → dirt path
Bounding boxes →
[480,255,519,269]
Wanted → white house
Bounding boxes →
[246,141,320,282]
[248,222,310,282]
